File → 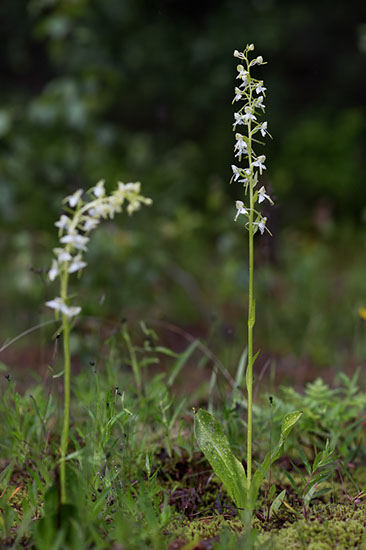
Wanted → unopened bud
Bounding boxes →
[233,50,244,59]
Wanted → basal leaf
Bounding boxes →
[194,409,247,509]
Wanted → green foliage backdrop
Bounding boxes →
[0,0,365,367]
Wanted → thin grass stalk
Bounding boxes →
[60,275,71,503]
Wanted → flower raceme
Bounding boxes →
[194,44,304,528]
[47,179,152,505]
[231,44,273,235]
[46,180,152,318]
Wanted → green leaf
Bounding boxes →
[168,340,199,387]
[254,460,269,481]
[312,450,323,472]
[311,487,332,500]
[297,444,311,476]
[250,411,302,507]
[246,350,260,390]
[52,370,64,379]
[290,460,306,483]
[269,489,286,518]
[268,484,276,500]
[231,348,247,407]
[339,460,360,492]
[145,452,152,477]
[194,409,247,509]
[306,469,335,492]
[304,483,318,508]
[0,361,8,372]
[248,299,256,329]
[153,346,179,358]
[168,397,186,430]
[282,468,300,495]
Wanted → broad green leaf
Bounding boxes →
[304,483,318,508]
[194,409,247,509]
[269,488,286,518]
[269,411,303,465]
[250,410,302,507]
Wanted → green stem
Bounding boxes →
[247,173,254,487]
[60,274,71,504]
[246,70,255,488]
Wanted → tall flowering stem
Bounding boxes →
[46,181,152,503]
[231,44,273,488]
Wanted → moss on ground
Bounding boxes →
[260,504,366,549]
[169,504,366,549]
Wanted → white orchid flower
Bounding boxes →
[252,155,266,174]
[253,217,267,234]
[66,189,83,208]
[234,200,248,221]
[60,233,90,251]
[45,297,81,318]
[258,186,273,205]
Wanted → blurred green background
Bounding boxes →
[0,0,365,376]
